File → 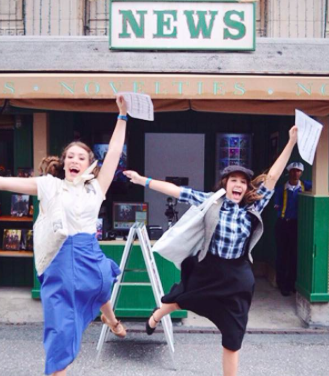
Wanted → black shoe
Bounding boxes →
[146,308,159,335]
[280,289,291,297]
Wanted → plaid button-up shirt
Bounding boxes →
[179,185,274,259]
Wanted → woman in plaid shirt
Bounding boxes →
[124,126,298,376]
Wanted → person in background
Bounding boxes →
[0,95,128,376]
[274,162,312,296]
[124,126,299,376]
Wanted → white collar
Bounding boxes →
[64,160,98,188]
[285,180,301,191]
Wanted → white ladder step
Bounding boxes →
[118,282,152,286]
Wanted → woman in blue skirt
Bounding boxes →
[0,95,128,375]
[124,126,299,376]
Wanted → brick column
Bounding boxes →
[33,113,49,174]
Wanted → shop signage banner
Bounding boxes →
[2,74,329,100]
[109,0,256,51]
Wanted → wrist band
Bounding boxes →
[117,114,128,122]
[145,177,152,188]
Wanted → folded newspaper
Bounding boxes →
[295,110,323,165]
[118,92,154,121]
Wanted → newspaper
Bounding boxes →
[118,92,154,121]
[295,110,323,165]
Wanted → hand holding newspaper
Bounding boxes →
[118,92,154,121]
[295,110,323,165]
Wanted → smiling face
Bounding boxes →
[225,172,249,204]
[63,145,90,181]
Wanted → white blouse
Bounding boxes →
[36,174,105,236]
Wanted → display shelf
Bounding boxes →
[0,216,33,222]
[0,250,33,258]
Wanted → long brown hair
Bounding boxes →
[38,141,100,179]
[214,173,267,205]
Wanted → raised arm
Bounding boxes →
[0,177,38,196]
[123,170,181,198]
[264,125,298,190]
[97,95,128,194]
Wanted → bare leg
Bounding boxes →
[52,368,67,376]
[149,303,180,329]
[100,301,117,325]
[222,347,239,376]
[100,300,126,337]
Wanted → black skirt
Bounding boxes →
[162,251,255,351]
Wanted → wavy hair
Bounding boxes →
[38,141,100,180]
[214,173,268,205]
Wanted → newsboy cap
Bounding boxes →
[221,165,254,180]
[286,162,304,172]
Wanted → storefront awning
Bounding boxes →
[1,73,329,115]
[1,74,329,101]
[5,98,329,116]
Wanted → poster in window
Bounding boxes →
[215,133,252,182]
[21,229,33,251]
[11,194,29,217]
[3,229,22,251]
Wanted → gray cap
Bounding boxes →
[221,165,254,180]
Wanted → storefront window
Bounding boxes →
[215,133,252,181]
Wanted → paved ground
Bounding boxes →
[1,278,326,375]
[0,322,328,376]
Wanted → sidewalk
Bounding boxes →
[0,278,320,332]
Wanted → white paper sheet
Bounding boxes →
[295,110,323,165]
[118,92,154,121]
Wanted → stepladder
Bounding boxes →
[96,223,175,367]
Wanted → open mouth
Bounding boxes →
[69,168,80,175]
[232,189,242,200]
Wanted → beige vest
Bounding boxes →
[198,196,264,263]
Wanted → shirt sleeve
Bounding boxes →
[304,180,312,191]
[36,175,61,202]
[274,186,283,208]
[253,184,275,213]
[178,187,212,206]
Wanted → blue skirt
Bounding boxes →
[39,233,120,375]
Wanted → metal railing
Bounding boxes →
[0,0,327,38]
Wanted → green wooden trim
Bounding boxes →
[297,195,329,302]
[252,1,256,50]
[110,47,255,50]
[31,288,40,299]
[309,293,329,302]
[296,284,329,302]
[109,0,112,48]
[111,308,186,318]
[110,46,255,51]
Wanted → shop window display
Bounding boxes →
[215,133,252,182]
